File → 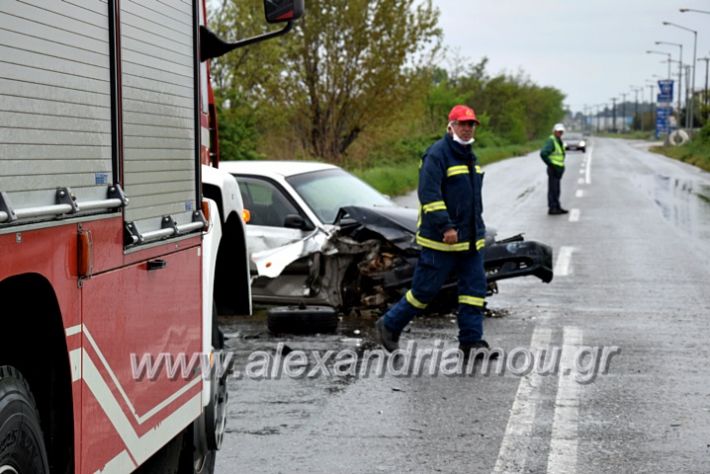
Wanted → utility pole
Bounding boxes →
[685,64,692,128]
[611,98,617,133]
[698,57,709,118]
[620,93,627,133]
[631,87,640,130]
[596,104,602,133]
[647,83,656,131]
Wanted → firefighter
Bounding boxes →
[375,104,495,358]
[541,123,568,215]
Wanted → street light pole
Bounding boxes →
[620,93,627,133]
[669,58,684,126]
[679,8,710,15]
[663,21,698,128]
[655,41,684,114]
[646,50,672,80]
[611,98,617,133]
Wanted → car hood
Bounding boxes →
[338,205,417,234]
[337,205,498,249]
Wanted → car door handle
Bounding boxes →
[147,259,167,271]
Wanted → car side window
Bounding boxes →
[237,178,302,228]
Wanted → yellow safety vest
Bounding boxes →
[549,135,565,167]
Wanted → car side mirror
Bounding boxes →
[283,214,313,231]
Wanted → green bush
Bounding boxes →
[352,139,544,196]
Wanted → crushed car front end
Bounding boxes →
[252,204,553,314]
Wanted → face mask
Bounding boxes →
[452,131,475,145]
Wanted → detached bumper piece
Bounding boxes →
[266,305,339,334]
[484,238,553,284]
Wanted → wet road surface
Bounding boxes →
[216,138,710,473]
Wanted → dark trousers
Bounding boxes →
[383,247,487,344]
[547,165,564,210]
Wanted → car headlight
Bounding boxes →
[579,141,586,147]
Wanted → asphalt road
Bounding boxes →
[215,138,710,473]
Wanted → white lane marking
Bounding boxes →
[577,178,584,184]
[493,327,552,474]
[575,189,584,198]
[568,209,580,222]
[546,326,583,474]
[578,168,584,174]
[553,246,574,276]
[584,148,593,184]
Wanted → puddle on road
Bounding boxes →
[633,173,710,243]
[216,307,516,448]
[219,306,507,359]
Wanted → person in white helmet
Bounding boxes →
[540,123,568,215]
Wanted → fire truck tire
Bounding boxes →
[180,301,223,474]
[0,366,50,473]
[204,302,227,451]
[192,450,215,474]
[267,305,339,334]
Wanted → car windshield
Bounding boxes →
[566,134,583,141]
[286,168,392,224]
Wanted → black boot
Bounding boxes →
[459,340,499,360]
[375,317,400,352]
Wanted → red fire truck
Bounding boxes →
[0,1,302,472]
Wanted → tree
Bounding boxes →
[211,0,442,164]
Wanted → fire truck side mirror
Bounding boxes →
[264,0,304,24]
[200,0,304,62]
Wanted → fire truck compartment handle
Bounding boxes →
[147,259,167,271]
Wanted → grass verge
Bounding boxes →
[352,139,545,196]
[650,141,710,173]
[594,131,655,140]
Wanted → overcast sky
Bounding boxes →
[431,0,710,113]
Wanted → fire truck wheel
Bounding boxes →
[183,301,224,474]
[0,366,50,473]
[205,301,227,451]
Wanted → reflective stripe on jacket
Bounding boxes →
[416,133,485,252]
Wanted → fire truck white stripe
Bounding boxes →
[82,349,202,466]
[81,324,142,422]
[69,349,81,383]
[95,450,136,474]
[139,375,201,423]
[65,324,82,337]
[81,324,201,425]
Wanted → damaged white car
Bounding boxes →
[219,161,553,315]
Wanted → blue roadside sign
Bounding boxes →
[658,80,673,100]
[656,81,674,137]
[655,106,672,136]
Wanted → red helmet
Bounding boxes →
[448,105,479,124]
